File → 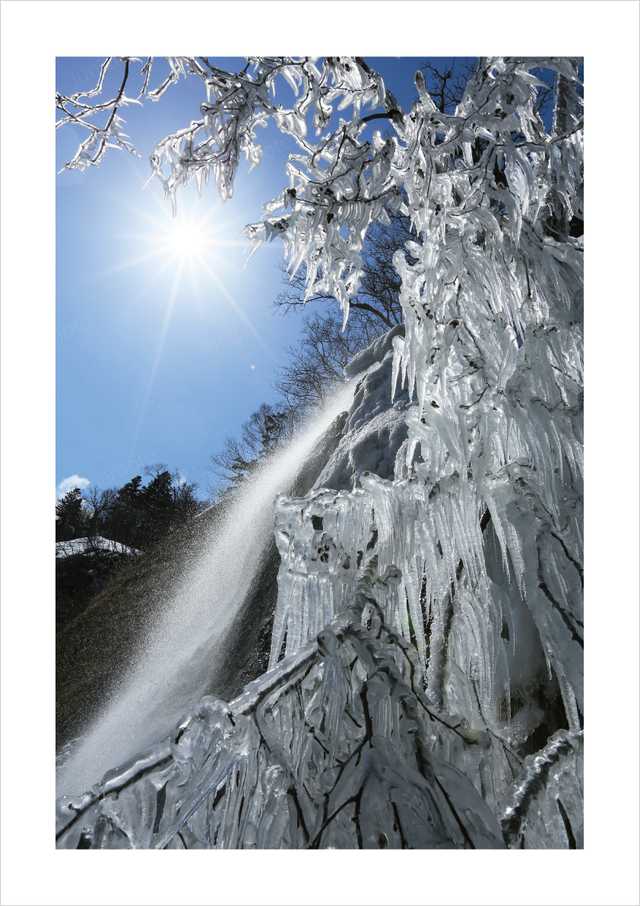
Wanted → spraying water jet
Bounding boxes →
[56,384,355,799]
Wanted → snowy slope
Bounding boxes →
[56,537,141,558]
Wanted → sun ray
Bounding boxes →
[80,244,176,283]
[129,255,186,458]
[195,254,280,363]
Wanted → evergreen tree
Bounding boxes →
[140,469,173,547]
[55,488,87,542]
[106,475,144,548]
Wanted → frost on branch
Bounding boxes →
[56,57,147,171]
[56,57,583,848]
[59,56,404,304]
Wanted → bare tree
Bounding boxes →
[418,58,478,114]
[208,403,293,499]
[82,485,117,546]
[271,311,375,415]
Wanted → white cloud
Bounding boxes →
[56,474,91,500]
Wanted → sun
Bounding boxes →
[91,190,243,299]
[167,214,209,260]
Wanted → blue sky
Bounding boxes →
[56,56,440,500]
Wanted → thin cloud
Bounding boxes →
[56,474,90,499]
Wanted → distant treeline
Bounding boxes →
[55,466,205,631]
[56,465,203,551]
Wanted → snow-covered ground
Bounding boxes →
[56,537,140,558]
